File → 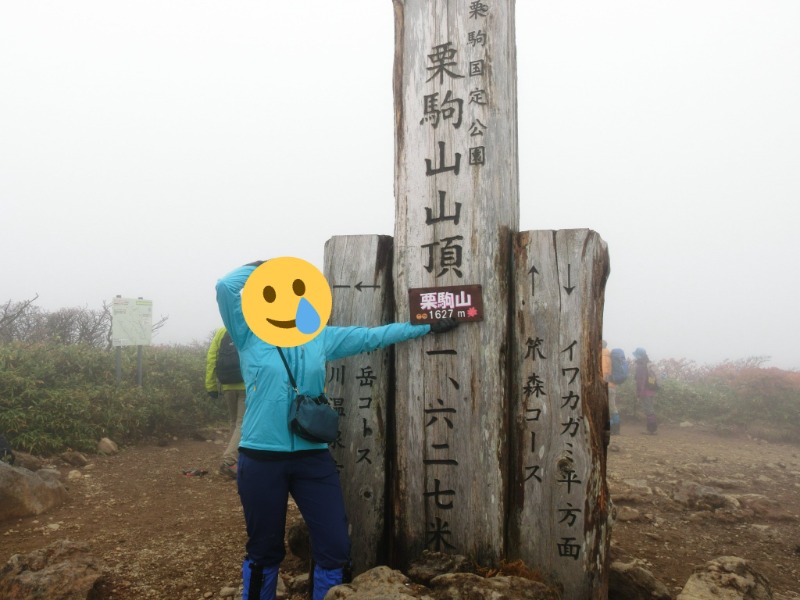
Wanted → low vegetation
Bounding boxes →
[0,341,222,455]
[615,357,800,443]
[0,298,221,455]
[1,298,798,454]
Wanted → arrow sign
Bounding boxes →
[332,283,381,292]
[563,264,575,295]
[528,265,539,296]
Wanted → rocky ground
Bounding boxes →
[606,417,800,598]
[1,417,799,599]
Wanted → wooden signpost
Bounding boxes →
[322,1,612,594]
[391,0,518,568]
[323,235,395,574]
[508,229,611,599]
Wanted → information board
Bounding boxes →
[111,297,153,347]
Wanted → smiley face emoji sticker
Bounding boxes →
[241,257,332,347]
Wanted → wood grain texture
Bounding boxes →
[323,234,395,574]
[392,0,518,568]
[508,229,611,599]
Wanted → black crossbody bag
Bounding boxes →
[276,347,339,444]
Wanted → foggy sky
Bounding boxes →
[1,1,798,370]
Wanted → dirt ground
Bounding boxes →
[1,419,799,599]
[606,417,800,598]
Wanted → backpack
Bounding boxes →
[646,363,659,391]
[609,348,629,384]
[215,331,243,384]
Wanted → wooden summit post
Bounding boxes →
[323,235,395,574]
[391,0,518,567]
[509,229,611,598]
[321,2,611,593]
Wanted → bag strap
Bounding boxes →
[276,347,298,393]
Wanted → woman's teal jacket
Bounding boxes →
[216,264,429,452]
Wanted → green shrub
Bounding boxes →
[3,339,799,454]
[0,341,224,455]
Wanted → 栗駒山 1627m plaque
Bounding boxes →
[408,284,483,324]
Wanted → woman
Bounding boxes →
[216,261,456,600]
[633,347,658,434]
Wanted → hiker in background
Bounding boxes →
[633,347,658,434]
[601,341,625,435]
[205,326,246,479]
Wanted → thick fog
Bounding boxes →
[1,1,798,369]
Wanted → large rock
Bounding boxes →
[327,565,434,599]
[428,572,555,599]
[615,506,643,522]
[287,521,311,563]
[677,556,772,600]
[327,564,560,600]
[735,494,796,521]
[609,560,672,600]
[0,462,68,522]
[59,451,88,467]
[96,437,119,455]
[0,539,105,599]
[407,550,474,585]
[10,451,44,472]
[672,480,736,511]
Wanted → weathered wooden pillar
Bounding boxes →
[508,229,611,599]
[323,235,395,574]
[391,0,518,567]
